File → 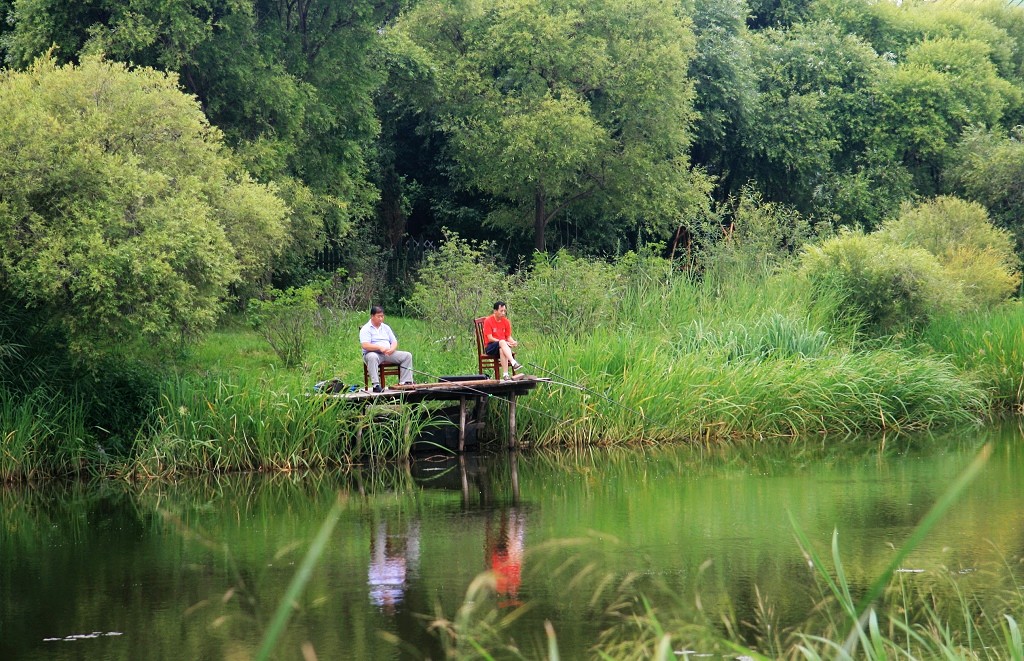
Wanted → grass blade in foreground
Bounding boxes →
[255,492,346,661]
[788,443,992,658]
[854,442,992,613]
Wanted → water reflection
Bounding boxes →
[364,451,525,622]
[409,451,522,508]
[486,508,525,608]
[3,426,1023,660]
[368,520,421,613]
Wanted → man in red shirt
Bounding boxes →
[482,301,521,381]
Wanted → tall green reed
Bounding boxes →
[132,373,364,477]
[919,304,1024,409]
[0,386,90,482]
[521,327,985,446]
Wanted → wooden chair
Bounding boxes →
[474,316,516,380]
[363,362,402,390]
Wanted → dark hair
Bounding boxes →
[370,305,384,316]
[493,301,506,310]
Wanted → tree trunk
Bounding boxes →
[533,189,546,252]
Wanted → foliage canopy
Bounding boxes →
[395,0,710,251]
[0,55,287,356]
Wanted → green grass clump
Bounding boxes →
[130,372,428,477]
[0,386,90,482]
[919,303,1024,409]
[520,334,986,445]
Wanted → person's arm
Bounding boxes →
[359,326,379,353]
[383,327,398,355]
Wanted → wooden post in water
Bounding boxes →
[510,452,520,503]
[459,455,469,506]
[508,394,517,449]
[458,396,467,452]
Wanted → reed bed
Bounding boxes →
[0,386,90,482]
[918,303,1024,409]
[128,372,425,477]
[514,270,988,445]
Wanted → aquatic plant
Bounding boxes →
[0,386,90,482]
[130,373,363,476]
[918,303,1024,409]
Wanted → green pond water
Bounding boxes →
[3,422,1024,659]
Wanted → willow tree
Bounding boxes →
[394,0,708,252]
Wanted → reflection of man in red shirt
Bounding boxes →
[486,509,525,608]
[482,301,521,382]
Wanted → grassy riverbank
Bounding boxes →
[3,262,1022,481]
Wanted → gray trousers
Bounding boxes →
[363,351,413,386]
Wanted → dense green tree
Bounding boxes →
[745,0,812,29]
[946,126,1024,251]
[685,0,757,199]
[2,0,401,284]
[0,56,287,356]
[869,36,1021,194]
[741,20,909,226]
[394,0,709,252]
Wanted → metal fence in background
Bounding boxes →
[312,238,438,311]
[314,238,436,276]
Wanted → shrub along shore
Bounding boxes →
[3,242,1022,483]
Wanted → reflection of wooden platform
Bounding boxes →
[333,376,550,450]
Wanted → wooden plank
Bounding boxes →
[390,376,548,391]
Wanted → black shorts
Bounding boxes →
[484,341,500,356]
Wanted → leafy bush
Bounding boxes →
[403,231,507,349]
[510,250,619,337]
[798,230,959,333]
[0,56,290,359]
[877,196,1020,309]
[687,186,829,279]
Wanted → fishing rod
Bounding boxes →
[525,361,649,421]
[405,367,565,424]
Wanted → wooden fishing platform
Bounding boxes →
[333,375,550,451]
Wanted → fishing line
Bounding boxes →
[525,361,648,420]
[405,367,565,424]
[526,361,692,442]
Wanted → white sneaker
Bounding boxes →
[501,373,512,382]
[511,361,522,370]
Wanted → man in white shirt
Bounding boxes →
[359,305,414,392]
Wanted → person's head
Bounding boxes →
[493,301,507,318]
[369,305,384,325]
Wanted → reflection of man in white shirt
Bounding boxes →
[359,305,413,391]
[368,521,420,614]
